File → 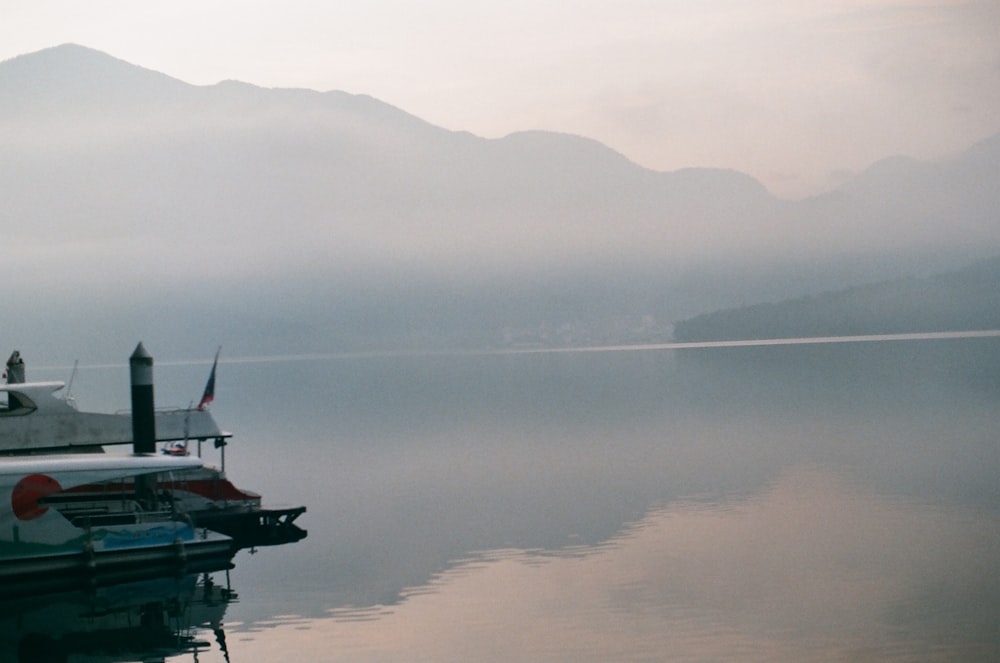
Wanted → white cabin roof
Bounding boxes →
[0,453,203,491]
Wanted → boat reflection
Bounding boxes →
[0,569,237,662]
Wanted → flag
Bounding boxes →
[198,348,220,410]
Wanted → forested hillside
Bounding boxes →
[673,256,1000,341]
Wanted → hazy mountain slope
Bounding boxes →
[0,43,192,117]
[3,45,997,283]
[673,256,1000,341]
[1,46,790,284]
[1,44,998,357]
[834,133,1000,251]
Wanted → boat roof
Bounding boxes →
[0,381,66,393]
[0,453,203,491]
[0,380,230,450]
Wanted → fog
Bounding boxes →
[1,45,999,361]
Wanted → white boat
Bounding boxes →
[0,350,305,552]
[0,452,234,596]
[0,379,226,454]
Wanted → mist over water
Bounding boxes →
[1,40,998,662]
[19,335,998,661]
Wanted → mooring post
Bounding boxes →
[131,342,158,508]
[130,342,156,454]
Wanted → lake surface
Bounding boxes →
[5,336,1000,661]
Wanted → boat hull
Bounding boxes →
[0,533,234,598]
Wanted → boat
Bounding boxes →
[0,452,235,598]
[0,348,306,550]
[0,379,226,454]
[52,462,307,548]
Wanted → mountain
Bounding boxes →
[0,43,189,116]
[0,44,998,356]
[832,133,1000,249]
[673,255,1000,341]
[0,46,782,280]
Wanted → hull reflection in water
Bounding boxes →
[0,571,237,662]
[229,466,999,663]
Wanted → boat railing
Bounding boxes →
[69,506,196,529]
[113,405,205,415]
[43,488,200,529]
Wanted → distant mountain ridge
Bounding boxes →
[0,46,787,274]
[673,255,1000,341]
[1,44,999,356]
[0,43,191,117]
[1,44,996,278]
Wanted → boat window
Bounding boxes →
[0,390,37,416]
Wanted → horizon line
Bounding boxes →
[26,329,1000,372]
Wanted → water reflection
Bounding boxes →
[223,466,1000,662]
[24,339,1000,660]
[0,571,237,662]
[27,466,995,662]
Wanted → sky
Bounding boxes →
[2,0,999,199]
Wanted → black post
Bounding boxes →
[130,342,156,455]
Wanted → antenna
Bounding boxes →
[64,360,79,405]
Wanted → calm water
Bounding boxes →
[5,337,1000,661]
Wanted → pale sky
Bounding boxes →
[2,0,999,198]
